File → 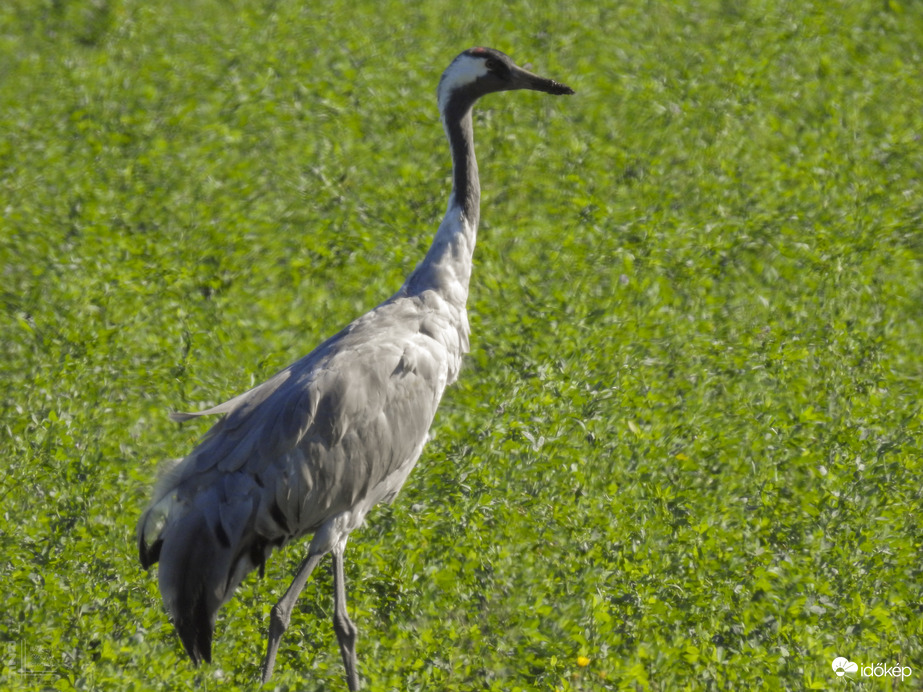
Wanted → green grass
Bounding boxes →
[2,0,922,689]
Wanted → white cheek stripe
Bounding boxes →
[437,56,488,112]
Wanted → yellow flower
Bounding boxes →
[577,656,591,667]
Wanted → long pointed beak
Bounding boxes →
[511,65,575,96]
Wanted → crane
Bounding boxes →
[137,46,573,690]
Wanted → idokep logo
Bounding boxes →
[831,656,912,682]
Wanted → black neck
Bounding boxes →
[443,91,480,226]
[398,88,483,301]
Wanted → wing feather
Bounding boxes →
[138,293,462,663]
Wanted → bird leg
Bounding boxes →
[261,552,324,684]
[332,547,360,691]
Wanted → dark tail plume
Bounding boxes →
[137,477,267,666]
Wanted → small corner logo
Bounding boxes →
[832,657,858,678]
[831,656,912,682]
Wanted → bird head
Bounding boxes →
[437,47,574,115]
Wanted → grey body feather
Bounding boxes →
[137,287,465,661]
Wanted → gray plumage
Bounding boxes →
[137,47,573,690]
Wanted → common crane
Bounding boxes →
[137,46,573,690]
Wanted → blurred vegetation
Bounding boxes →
[1,0,922,689]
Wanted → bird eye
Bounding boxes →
[485,58,501,72]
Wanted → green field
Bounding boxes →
[2,0,922,689]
